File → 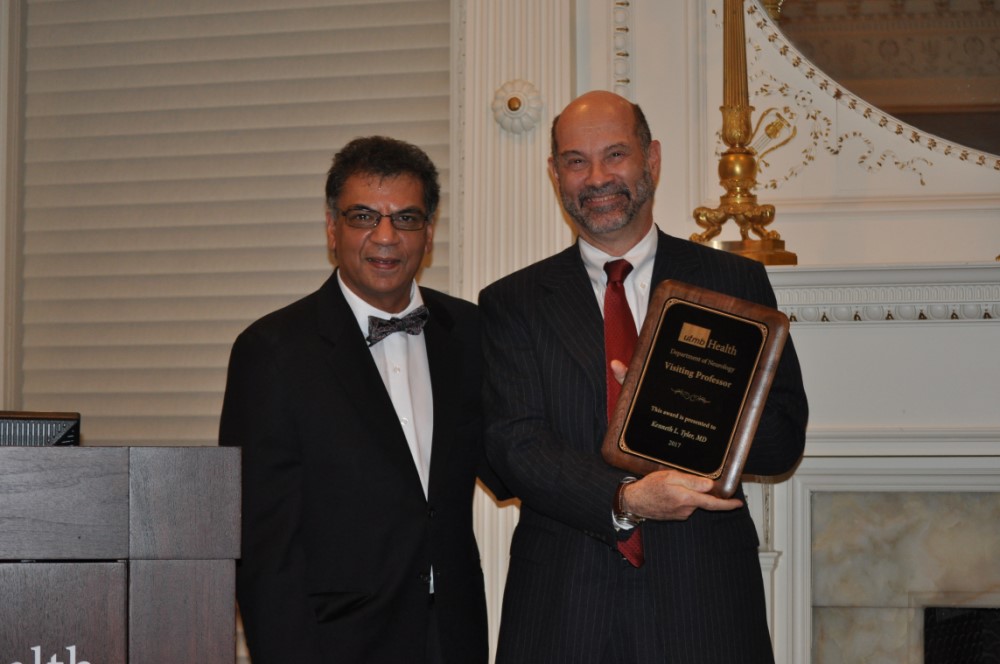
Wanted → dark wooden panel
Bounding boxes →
[0,448,240,663]
[0,562,126,663]
[129,559,235,664]
[129,447,240,560]
[0,447,129,559]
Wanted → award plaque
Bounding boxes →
[601,280,789,498]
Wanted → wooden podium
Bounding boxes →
[0,446,240,664]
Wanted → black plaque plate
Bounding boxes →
[601,280,789,498]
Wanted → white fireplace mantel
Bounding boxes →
[757,262,1000,663]
[766,262,1000,459]
[769,263,1000,323]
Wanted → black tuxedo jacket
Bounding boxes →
[220,272,496,664]
[480,230,808,664]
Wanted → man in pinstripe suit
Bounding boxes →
[480,91,808,663]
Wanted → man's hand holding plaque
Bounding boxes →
[609,359,745,517]
[602,280,790,498]
[618,467,745,520]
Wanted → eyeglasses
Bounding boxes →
[333,207,430,231]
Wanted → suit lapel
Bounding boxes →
[421,292,461,500]
[538,233,703,384]
[651,229,703,288]
[534,232,704,423]
[315,274,428,497]
[538,244,606,408]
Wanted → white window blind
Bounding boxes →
[17,0,452,445]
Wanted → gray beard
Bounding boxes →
[561,168,654,236]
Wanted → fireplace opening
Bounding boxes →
[924,607,1000,663]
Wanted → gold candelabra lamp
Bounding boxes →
[692,0,796,265]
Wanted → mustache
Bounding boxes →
[578,183,631,206]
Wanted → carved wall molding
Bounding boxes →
[611,0,635,99]
[491,79,543,134]
[768,263,1000,322]
[456,1,576,655]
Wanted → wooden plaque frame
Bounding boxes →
[601,280,789,498]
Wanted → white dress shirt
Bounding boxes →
[578,223,659,530]
[337,272,434,498]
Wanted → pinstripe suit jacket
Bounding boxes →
[480,230,808,663]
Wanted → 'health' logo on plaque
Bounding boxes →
[678,322,710,349]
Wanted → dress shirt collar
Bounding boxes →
[578,223,659,326]
[578,222,659,285]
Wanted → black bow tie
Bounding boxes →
[366,306,429,346]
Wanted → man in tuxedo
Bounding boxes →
[220,136,502,663]
[480,91,808,663]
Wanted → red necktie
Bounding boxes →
[603,259,644,567]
